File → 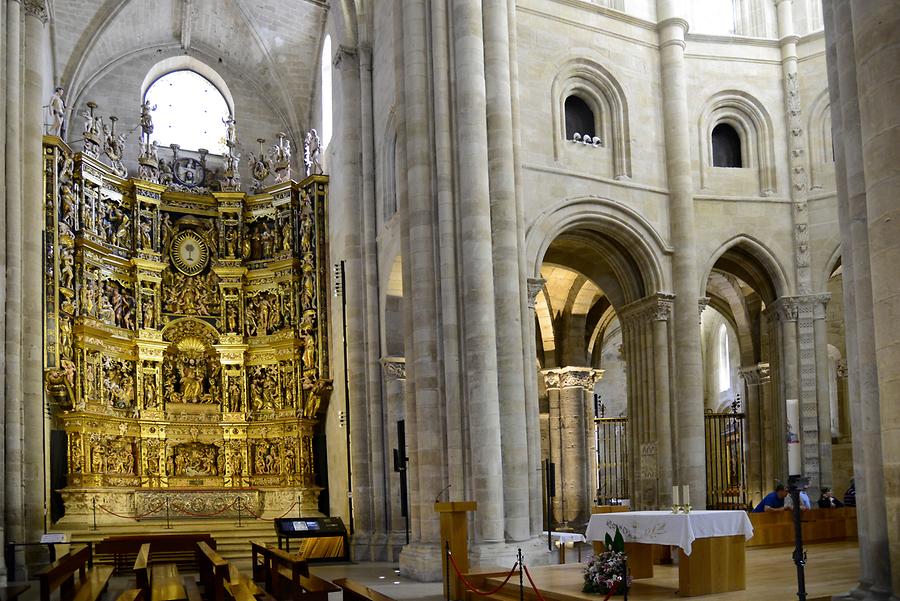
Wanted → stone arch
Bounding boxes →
[140,56,235,115]
[527,196,670,302]
[550,58,632,178]
[698,90,777,196]
[700,235,789,305]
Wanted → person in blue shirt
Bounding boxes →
[752,484,789,512]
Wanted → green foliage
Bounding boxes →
[603,527,625,553]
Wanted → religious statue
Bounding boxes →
[138,217,152,249]
[48,87,66,138]
[248,138,272,192]
[228,377,243,412]
[144,376,158,409]
[142,297,155,329]
[102,116,128,177]
[59,246,75,290]
[270,133,292,183]
[303,129,322,176]
[60,183,77,232]
[139,101,156,142]
[179,357,204,403]
[223,115,237,149]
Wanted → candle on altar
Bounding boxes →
[673,485,680,505]
[682,485,690,505]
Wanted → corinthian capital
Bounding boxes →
[24,0,48,23]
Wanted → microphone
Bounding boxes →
[434,484,452,503]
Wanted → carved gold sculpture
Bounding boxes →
[42,135,332,522]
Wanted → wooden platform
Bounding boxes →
[472,541,859,600]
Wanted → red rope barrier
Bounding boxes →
[97,502,166,520]
[275,501,298,519]
[239,499,263,519]
[447,551,519,597]
[170,499,238,518]
[602,579,621,601]
[522,564,548,601]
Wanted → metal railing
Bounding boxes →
[595,417,629,505]
[704,411,748,509]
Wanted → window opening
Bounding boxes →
[321,35,333,150]
[718,324,731,393]
[143,70,231,154]
[564,95,595,140]
[712,123,743,168]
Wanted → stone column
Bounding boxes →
[739,364,767,501]
[651,295,675,507]
[382,358,408,559]
[525,278,545,533]
[849,1,900,594]
[656,0,706,507]
[451,0,505,545]
[23,0,49,562]
[4,0,24,580]
[398,0,445,579]
[811,295,833,489]
[483,0,530,544]
[823,1,892,597]
[541,367,603,525]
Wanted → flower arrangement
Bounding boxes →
[583,527,631,596]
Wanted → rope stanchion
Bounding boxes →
[447,550,519,597]
[240,502,263,520]
[522,564,548,601]
[96,502,166,520]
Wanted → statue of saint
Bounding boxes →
[48,87,66,138]
[180,357,203,403]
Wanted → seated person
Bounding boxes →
[843,479,856,507]
[752,484,789,512]
[818,487,844,508]
[784,485,811,510]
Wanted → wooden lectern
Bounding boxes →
[435,501,476,601]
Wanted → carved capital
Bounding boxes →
[526,277,546,310]
[618,292,675,324]
[769,296,800,322]
[836,359,848,379]
[23,0,48,23]
[698,297,711,323]
[381,357,406,381]
[541,366,604,390]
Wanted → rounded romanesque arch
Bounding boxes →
[698,90,778,196]
[700,234,789,305]
[550,58,632,179]
[526,196,671,303]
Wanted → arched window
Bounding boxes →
[564,95,595,140]
[712,123,743,168]
[692,0,736,34]
[321,35,333,150]
[144,70,231,154]
[717,324,731,393]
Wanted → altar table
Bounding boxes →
[585,510,754,596]
[542,531,586,563]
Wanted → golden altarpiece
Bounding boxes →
[41,128,332,523]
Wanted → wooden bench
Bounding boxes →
[332,579,399,601]
[747,507,857,547]
[248,542,338,601]
[134,543,187,601]
[36,544,114,601]
[196,543,230,601]
[95,534,216,574]
[115,590,145,601]
[0,585,31,601]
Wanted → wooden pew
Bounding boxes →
[249,543,338,601]
[116,590,145,601]
[96,534,216,574]
[332,579,398,601]
[746,507,858,547]
[197,542,229,601]
[134,543,187,601]
[36,544,114,601]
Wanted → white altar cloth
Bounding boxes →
[542,531,586,544]
[585,510,753,556]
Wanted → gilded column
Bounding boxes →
[656,0,706,506]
